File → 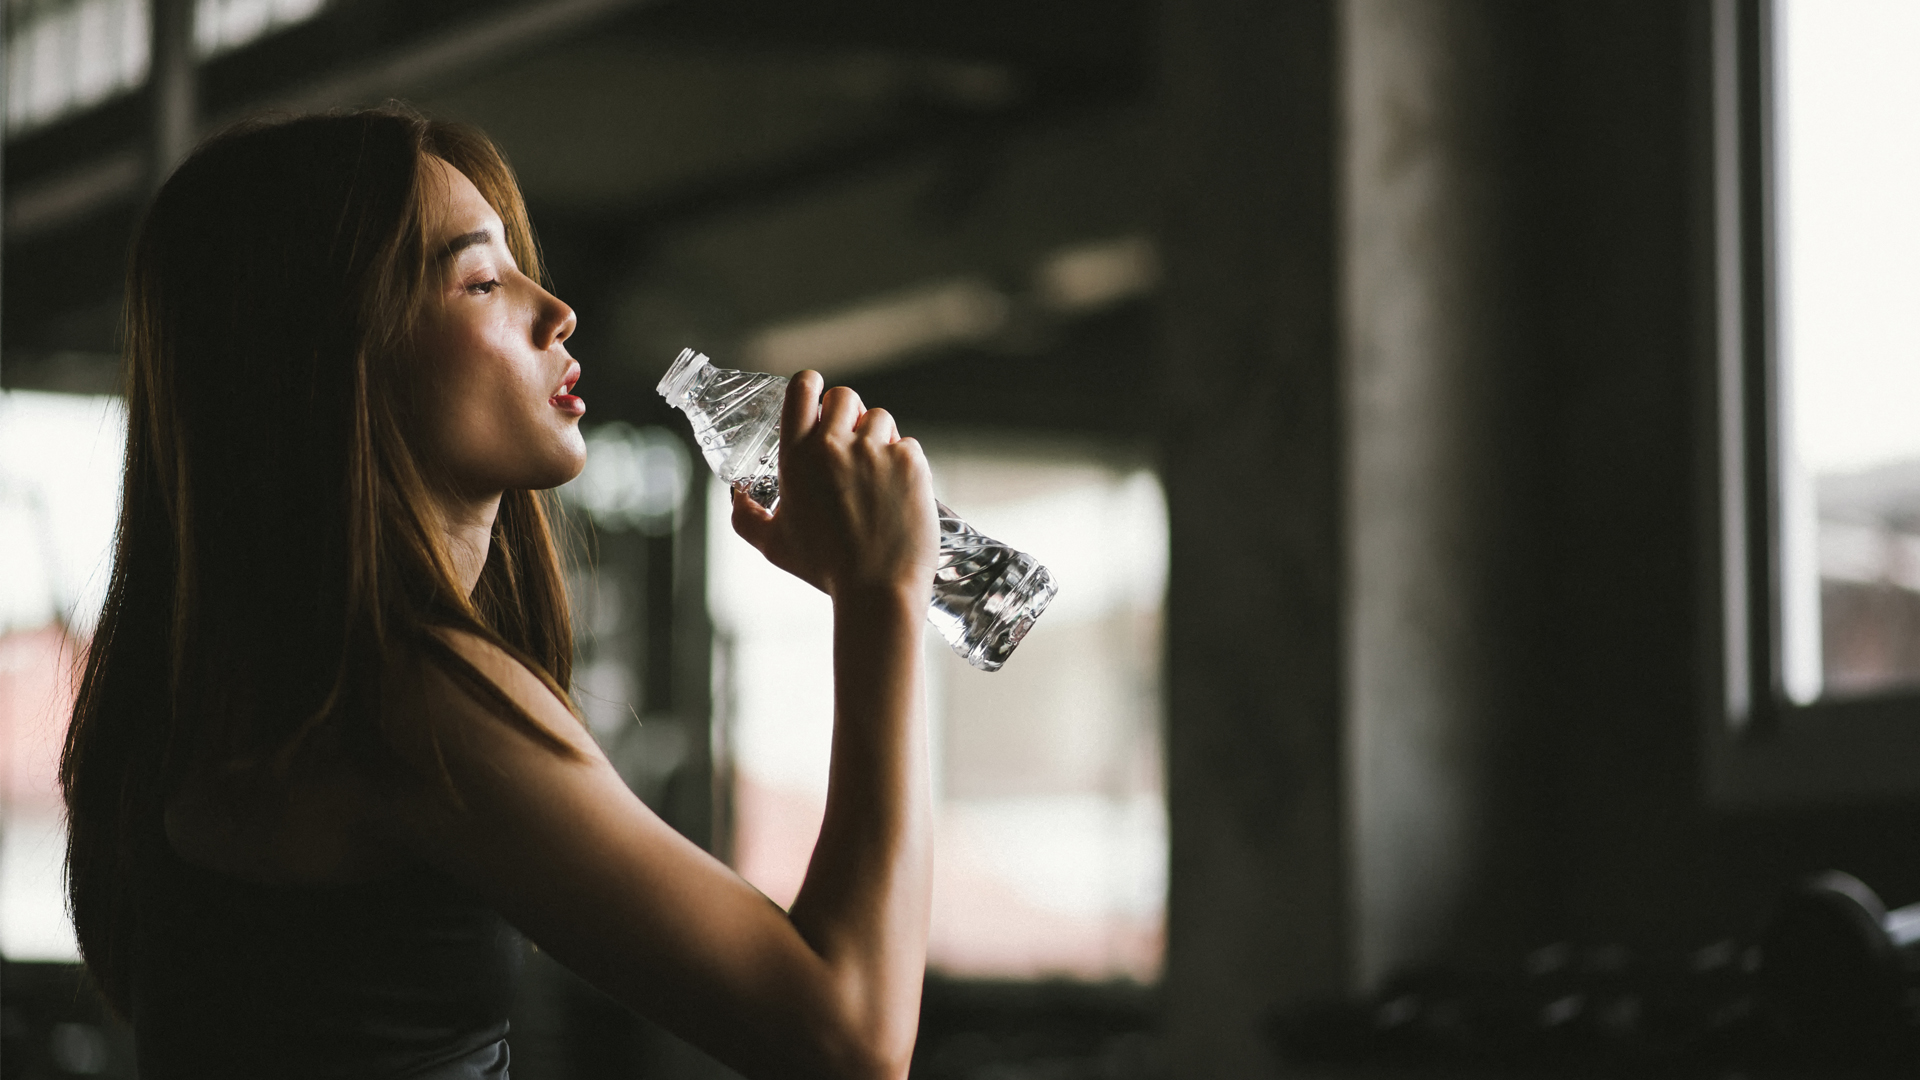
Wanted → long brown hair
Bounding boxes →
[60,106,579,1015]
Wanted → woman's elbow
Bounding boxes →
[825,1038,913,1080]
[809,1005,916,1080]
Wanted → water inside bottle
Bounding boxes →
[926,506,1058,671]
[736,469,781,510]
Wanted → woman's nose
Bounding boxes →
[535,282,575,348]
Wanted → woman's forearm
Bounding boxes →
[786,583,932,1072]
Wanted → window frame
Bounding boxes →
[1707,0,1920,806]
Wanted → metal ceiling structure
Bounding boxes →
[2,0,1157,413]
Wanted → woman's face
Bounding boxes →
[411,156,585,500]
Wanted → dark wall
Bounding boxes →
[1522,0,1721,945]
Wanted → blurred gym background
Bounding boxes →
[6,1,1920,1078]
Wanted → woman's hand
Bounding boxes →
[729,371,938,603]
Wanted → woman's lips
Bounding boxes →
[551,364,585,416]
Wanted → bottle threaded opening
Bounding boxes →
[657,348,711,406]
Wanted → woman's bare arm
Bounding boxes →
[392,371,938,1080]
[785,585,931,1068]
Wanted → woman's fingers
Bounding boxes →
[856,407,898,446]
[893,435,927,469]
[730,484,775,550]
[817,385,865,438]
[757,375,934,596]
[781,371,825,446]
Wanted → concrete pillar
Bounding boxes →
[1159,0,1541,1071]
[1341,0,1540,988]
[1159,0,1346,1074]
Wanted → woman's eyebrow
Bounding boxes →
[439,228,491,260]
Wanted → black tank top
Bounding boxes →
[131,841,523,1079]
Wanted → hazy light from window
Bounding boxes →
[560,422,691,536]
[1777,0,1920,701]
[0,391,123,962]
[1779,0,1920,476]
[0,392,125,637]
[709,444,1167,981]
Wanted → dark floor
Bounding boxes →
[0,956,1164,1080]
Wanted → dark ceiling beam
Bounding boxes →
[227,0,658,120]
[540,93,1123,237]
[5,151,145,243]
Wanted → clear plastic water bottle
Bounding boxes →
[658,347,1058,672]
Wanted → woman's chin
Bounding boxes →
[533,440,588,491]
[557,429,587,479]
[550,457,587,491]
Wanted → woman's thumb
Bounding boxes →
[730,486,776,550]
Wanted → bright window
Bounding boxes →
[1774,0,1920,702]
[0,390,125,962]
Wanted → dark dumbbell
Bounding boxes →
[1758,870,1920,1067]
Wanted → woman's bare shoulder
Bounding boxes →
[406,626,596,759]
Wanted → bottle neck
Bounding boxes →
[658,348,715,408]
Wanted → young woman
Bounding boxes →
[60,107,938,1079]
